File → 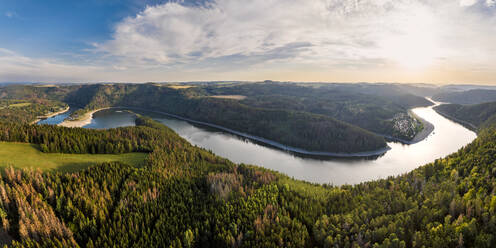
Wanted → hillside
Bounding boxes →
[433,89,496,105]
[0,99,67,124]
[0,83,438,151]
[434,101,496,131]
[203,82,432,141]
[1,84,390,154]
[0,142,146,172]
[0,109,494,246]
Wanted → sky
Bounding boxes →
[0,0,495,84]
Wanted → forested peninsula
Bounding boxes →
[0,83,433,154]
[434,101,496,132]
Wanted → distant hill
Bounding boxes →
[440,84,496,92]
[434,101,496,131]
[0,83,388,154]
[0,82,441,153]
[433,89,496,105]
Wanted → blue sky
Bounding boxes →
[0,0,168,58]
[1,0,495,84]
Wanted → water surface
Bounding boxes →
[43,104,477,185]
[37,109,74,125]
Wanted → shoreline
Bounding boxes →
[31,106,70,125]
[406,99,438,144]
[48,102,444,158]
[377,99,437,145]
[58,107,110,128]
[377,114,434,145]
[97,106,392,158]
[408,108,435,144]
[433,109,478,132]
[45,102,442,157]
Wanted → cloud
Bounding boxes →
[460,0,478,6]
[3,0,496,84]
[95,0,406,68]
[94,0,496,72]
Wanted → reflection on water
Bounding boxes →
[37,109,74,125]
[84,109,137,129]
[49,104,477,185]
[149,106,475,185]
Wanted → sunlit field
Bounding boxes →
[0,142,147,172]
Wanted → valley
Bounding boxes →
[2,1,496,246]
[38,98,475,185]
[0,82,493,247]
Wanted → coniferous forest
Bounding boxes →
[0,91,495,247]
[0,83,435,153]
[3,0,496,246]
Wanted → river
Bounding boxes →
[39,103,477,185]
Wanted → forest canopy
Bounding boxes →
[0,82,437,153]
[0,95,494,246]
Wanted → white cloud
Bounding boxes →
[96,0,406,67]
[94,0,496,73]
[487,0,496,7]
[3,0,496,83]
[460,0,478,6]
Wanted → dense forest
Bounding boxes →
[202,83,431,140]
[0,99,67,124]
[0,82,440,153]
[0,98,495,246]
[432,89,496,105]
[67,82,431,142]
[0,83,395,153]
[434,102,496,131]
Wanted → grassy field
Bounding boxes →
[0,142,148,172]
[7,102,32,108]
[166,85,195,89]
[209,95,247,100]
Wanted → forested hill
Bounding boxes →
[0,82,440,152]
[0,83,390,154]
[0,99,67,124]
[434,101,496,131]
[432,89,496,105]
[0,108,495,246]
[202,83,432,140]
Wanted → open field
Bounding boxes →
[166,85,195,89]
[0,142,148,172]
[6,102,32,108]
[209,95,247,100]
[0,102,32,110]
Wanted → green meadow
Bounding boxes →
[0,142,147,172]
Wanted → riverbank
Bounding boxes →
[374,107,435,145]
[381,113,434,145]
[44,104,442,157]
[410,113,435,144]
[90,106,391,158]
[58,108,110,128]
[31,106,70,125]
[50,103,476,185]
[433,108,478,132]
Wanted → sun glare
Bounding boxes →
[380,7,440,70]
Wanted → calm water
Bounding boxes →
[37,109,74,125]
[40,104,477,185]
